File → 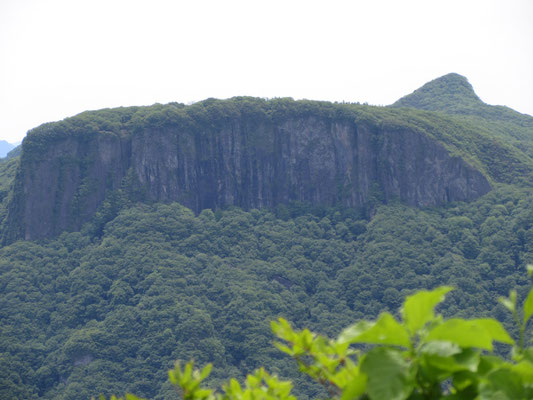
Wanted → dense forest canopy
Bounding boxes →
[1,185,532,399]
[0,74,532,399]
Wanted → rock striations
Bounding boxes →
[3,97,493,242]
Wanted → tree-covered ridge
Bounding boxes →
[392,73,533,126]
[392,73,533,158]
[19,95,532,186]
[393,73,485,113]
[0,184,532,399]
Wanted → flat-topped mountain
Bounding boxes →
[1,74,533,400]
[2,74,532,242]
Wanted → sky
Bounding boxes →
[1,0,532,143]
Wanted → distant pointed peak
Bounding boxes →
[437,72,470,83]
[393,73,483,112]
[424,73,479,96]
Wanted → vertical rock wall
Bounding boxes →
[6,116,491,240]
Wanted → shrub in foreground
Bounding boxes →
[100,267,533,400]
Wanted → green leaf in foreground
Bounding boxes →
[421,343,480,373]
[479,368,524,400]
[523,287,533,325]
[338,312,410,347]
[426,320,491,350]
[499,290,517,314]
[402,286,453,334]
[425,318,513,351]
[339,367,367,400]
[512,361,533,384]
[360,347,414,400]
[475,319,514,345]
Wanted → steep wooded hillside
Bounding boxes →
[393,73,533,158]
[1,186,532,399]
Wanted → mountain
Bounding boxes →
[0,140,15,158]
[393,73,484,112]
[4,145,22,160]
[0,75,532,399]
[393,73,533,157]
[4,76,533,242]
[7,96,532,242]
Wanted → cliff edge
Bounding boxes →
[2,98,493,241]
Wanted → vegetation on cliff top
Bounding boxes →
[393,73,533,159]
[20,94,533,186]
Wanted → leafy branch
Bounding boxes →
[98,266,533,400]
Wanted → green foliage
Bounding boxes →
[393,73,533,174]
[1,75,533,398]
[166,362,296,400]
[394,73,487,114]
[0,155,18,223]
[0,184,532,398]
[339,312,410,347]
[270,283,533,399]
[99,282,533,399]
[402,286,452,334]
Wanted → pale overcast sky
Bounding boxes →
[1,0,532,143]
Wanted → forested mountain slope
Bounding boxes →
[0,75,532,399]
[1,186,532,399]
[393,73,533,158]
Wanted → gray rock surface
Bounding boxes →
[6,116,491,240]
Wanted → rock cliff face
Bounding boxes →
[5,108,492,241]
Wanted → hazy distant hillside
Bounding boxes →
[4,145,21,160]
[0,140,15,158]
